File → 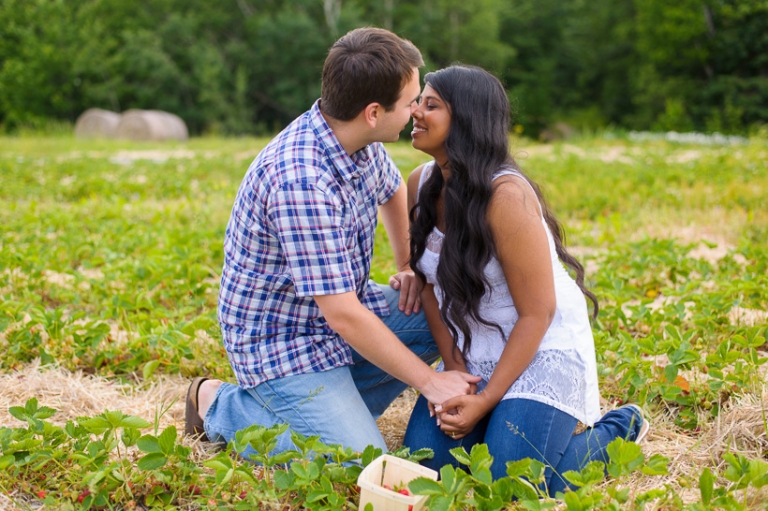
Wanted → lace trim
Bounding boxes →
[468,349,586,413]
[425,230,443,253]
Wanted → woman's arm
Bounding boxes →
[437,175,556,437]
[420,283,468,372]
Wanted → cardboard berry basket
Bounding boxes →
[357,454,438,511]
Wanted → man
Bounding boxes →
[185,27,479,453]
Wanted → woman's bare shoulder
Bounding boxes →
[488,172,543,228]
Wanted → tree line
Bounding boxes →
[1,0,766,136]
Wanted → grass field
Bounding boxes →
[1,133,767,510]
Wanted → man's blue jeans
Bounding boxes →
[402,396,643,495]
[204,284,438,457]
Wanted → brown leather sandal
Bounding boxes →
[185,377,209,439]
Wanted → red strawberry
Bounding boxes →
[37,490,46,499]
[77,489,91,503]
[398,488,411,496]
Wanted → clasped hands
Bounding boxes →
[422,370,495,441]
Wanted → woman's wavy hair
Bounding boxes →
[409,65,598,359]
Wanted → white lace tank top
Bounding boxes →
[417,163,601,425]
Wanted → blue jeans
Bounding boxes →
[204,284,438,458]
[402,397,643,496]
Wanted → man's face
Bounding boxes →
[374,67,421,143]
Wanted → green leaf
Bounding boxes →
[450,446,471,466]
[0,454,15,470]
[510,478,538,501]
[204,458,233,471]
[491,477,513,502]
[290,462,307,479]
[306,461,321,480]
[305,490,329,503]
[521,498,558,511]
[563,490,583,511]
[33,405,57,420]
[641,454,670,476]
[119,415,151,429]
[470,443,492,467]
[606,437,644,477]
[142,359,161,380]
[8,406,29,422]
[663,364,678,383]
[270,449,299,465]
[273,470,294,490]
[528,459,547,483]
[137,452,168,470]
[408,476,444,496]
[428,495,454,511]
[473,467,493,487]
[157,425,177,455]
[79,416,112,433]
[562,470,585,487]
[217,467,235,486]
[361,445,382,466]
[234,465,259,486]
[104,410,125,427]
[137,435,161,453]
[440,464,456,492]
[699,467,714,506]
[475,493,505,511]
[121,427,141,447]
[407,447,434,463]
[23,397,40,413]
[506,458,533,478]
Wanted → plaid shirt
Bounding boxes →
[218,100,402,388]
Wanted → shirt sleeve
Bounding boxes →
[267,179,356,298]
[374,143,403,205]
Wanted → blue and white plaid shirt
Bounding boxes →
[218,100,402,388]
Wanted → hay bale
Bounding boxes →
[115,109,189,141]
[74,108,121,139]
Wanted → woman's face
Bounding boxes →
[410,84,451,162]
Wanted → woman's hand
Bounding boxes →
[434,393,496,439]
[389,270,422,315]
[428,374,478,421]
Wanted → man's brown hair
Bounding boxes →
[321,27,423,121]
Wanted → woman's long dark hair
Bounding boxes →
[409,65,598,359]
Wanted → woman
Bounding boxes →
[402,65,649,495]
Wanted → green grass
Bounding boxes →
[1,134,768,509]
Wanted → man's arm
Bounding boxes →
[379,183,422,314]
[314,291,480,405]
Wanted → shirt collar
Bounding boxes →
[309,100,370,182]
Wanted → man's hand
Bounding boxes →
[435,393,496,439]
[419,370,481,409]
[428,376,477,419]
[388,270,422,315]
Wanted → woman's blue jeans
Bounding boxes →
[402,396,643,496]
[203,284,439,459]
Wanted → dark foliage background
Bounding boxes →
[1,0,766,136]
